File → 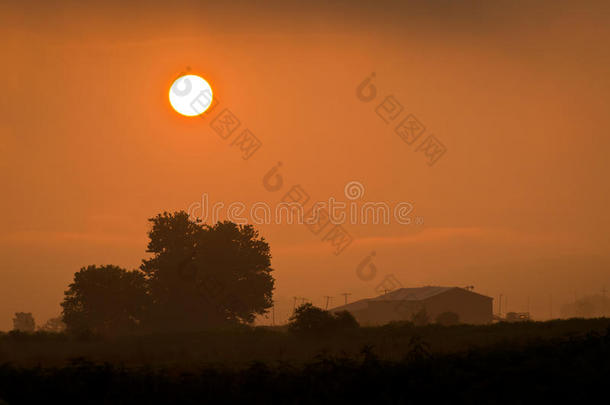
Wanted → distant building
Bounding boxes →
[329,286,493,326]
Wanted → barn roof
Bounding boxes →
[373,286,455,301]
[329,286,490,313]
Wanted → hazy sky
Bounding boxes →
[1,0,609,329]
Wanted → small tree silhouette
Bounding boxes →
[411,307,430,326]
[334,310,359,330]
[61,265,149,335]
[12,312,35,332]
[288,303,359,335]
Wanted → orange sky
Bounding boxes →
[1,0,609,329]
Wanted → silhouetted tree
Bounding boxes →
[61,265,149,335]
[12,312,35,332]
[411,307,430,326]
[334,310,360,330]
[435,311,460,326]
[141,211,274,331]
[38,316,66,333]
[289,304,359,335]
[289,304,335,334]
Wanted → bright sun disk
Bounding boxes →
[169,74,213,117]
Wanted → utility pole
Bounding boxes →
[292,296,299,313]
[341,293,352,305]
[499,294,503,316]
[323,296,333,310]
[602,287,607,317]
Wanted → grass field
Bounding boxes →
[1,318,609,403]
[2,318,609,368]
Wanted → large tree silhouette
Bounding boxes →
[61,265,149,335]
[141,211,274,331]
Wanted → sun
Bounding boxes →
[169,74,213,116]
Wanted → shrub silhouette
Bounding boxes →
[38,316,66,333]
[436,311,460,326]
[411,307,430,326]
[333,310,359,330]
[288,303,359,335]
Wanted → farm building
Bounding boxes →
[329,286,493,325]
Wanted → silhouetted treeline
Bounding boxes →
[561,293,610,318]
[11,313,34,333]
[60,211,274,335]
[1,323,609,404]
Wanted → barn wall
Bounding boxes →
[351,301,421,326]
[424,289,492,324]
[347,288,492,326]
